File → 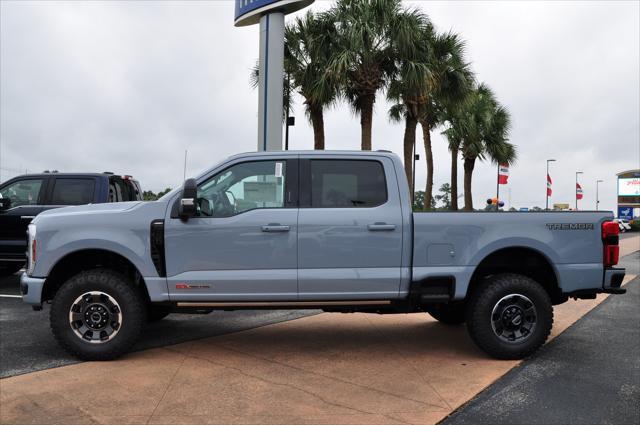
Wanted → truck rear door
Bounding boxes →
[297,156,403,300]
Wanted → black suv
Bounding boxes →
[0,172,142,276]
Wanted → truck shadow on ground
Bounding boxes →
[147,312,488,362]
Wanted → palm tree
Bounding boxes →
[285,12,340,149]
[416,31,473,210]
[328,0,419,150]
[444,84,515,210]
[250,12,338,150]
[387,13,432,185]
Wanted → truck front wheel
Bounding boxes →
[466,273,553,360]
[426,303,466,325]
[50,269,147,360]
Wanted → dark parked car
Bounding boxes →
[0,172,142,275]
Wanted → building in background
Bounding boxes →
[616,169,640,219]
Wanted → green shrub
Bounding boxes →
[629,220,640,232]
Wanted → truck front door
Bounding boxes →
[0,177,47,266]
[164,158,298,301]
[297,157,403,300]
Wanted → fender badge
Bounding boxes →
[175,283,210,289]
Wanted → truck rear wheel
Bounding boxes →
[426,303,466,325]
[50,269,146,360]
[466,273,553,360]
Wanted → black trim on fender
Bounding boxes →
[409,276,456,304]
[150,219,166,277]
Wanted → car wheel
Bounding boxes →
[466,273,553,360]
[0,262,24,277]
[426,302,466,325]
[50,269,146,360]
[147,305,172,322]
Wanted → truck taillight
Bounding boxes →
[602,221,619,267]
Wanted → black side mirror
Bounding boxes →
[0,198,11,211]
[178,178,197,220]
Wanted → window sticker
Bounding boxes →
[275,162,283,178]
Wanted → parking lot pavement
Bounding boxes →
[443,252,640,425]
[1,269,637,424]
[0,272,318,378]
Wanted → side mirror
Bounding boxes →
[0,198,11,211]
[178,178,197,220]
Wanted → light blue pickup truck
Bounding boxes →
[21,151,625,360]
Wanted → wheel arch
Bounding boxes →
[466,246,565,304]
[42,249,150,303]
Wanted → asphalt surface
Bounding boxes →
[0,273,318,378]
[443,250,640,425]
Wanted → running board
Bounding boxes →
[176,300,392,308]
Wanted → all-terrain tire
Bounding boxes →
[147,305,172,322]
[426,302,466,325]
[50,269,147,360]
[466,273,553,360]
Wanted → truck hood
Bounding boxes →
[33,201,163,223]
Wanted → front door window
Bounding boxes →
[196,160,286,217]
[0,179,43,208]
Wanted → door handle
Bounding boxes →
[367,223,396,231]
[261,224,290,233]
[20,216,36,220]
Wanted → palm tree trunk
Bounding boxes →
[450,147,458,211]
[403,115,417,188]
[463,156,475,211]
[360,93,375,150]
[419,119,434,210]
[309,105,325,150]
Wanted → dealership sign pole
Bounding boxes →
[235,0,314,152]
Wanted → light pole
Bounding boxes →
[546,159,556,210]
[596,179,603,211]
[575,171,583,210]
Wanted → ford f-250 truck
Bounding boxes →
[20,151,626,361]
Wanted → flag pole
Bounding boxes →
[496,163,500,211]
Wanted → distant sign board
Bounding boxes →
[618,206,633,220]
[519,207,529,212]
[234,0,314,26]
[618,177,640,197]
[553,203,570,210]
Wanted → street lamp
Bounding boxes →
[546,159,556,210]
[596,179,604,211]
[575,171,583,210]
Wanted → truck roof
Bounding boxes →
[225,150,399,161]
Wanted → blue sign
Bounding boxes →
[618,206,633,220]
[235,0,314,27]
[519,207,529,212]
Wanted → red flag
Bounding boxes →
[498,164,509,184]
[576,182,583,200]
[547,174,552,196]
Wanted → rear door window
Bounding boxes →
[309,160,387,208]
[50,178,96,205]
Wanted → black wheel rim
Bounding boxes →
[490,293,537,343]
[68,291,123,344]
